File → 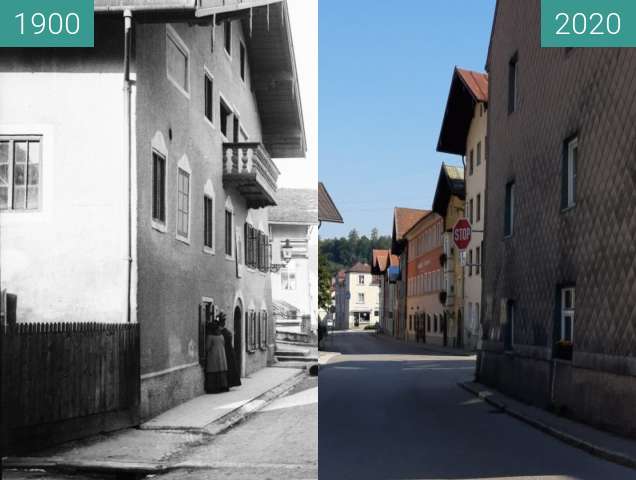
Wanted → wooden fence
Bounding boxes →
[1,322,140,454]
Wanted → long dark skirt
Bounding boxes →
[225,347,242,387]
[205,371,229,393]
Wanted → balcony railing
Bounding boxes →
[223,142,280,208]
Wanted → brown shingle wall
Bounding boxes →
[483,0,636,359]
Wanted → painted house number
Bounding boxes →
[15,12,81,35]
[555,12,621,35]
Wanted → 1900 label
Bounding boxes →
[0,0,93,47]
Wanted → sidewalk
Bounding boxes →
[4,367,305,476]
[375,331,477,357]
[460,381,636,470]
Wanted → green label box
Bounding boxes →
[0,0,94,47]
[542,0,636,47]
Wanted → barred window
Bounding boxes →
[260,311,267,349]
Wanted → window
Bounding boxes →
[562,137,578,210]
[476,194,481,222]
[477,141,482,166]
[220,98,232,139]
[504,181,515,237]
[225,209,233,256]
[281,267,296,290]
[0,136,41,211]
[468,250,473,276]
[246,310,257,353]
[240,42,246,82]
[204,196,213,249]
[434,315,438,332]
[357,293,365,304]
[469,198,474,224]
[560,287,575,342]
[166,26,189,95]
[476,246,481,276]
[508,54,518,114]
[176,168,190,240]
[358,275,365,285]
[469,149,474,175]
[427,315,431,332]
[260,311,268,349]
[204,72,214,124]
[485,136,488,161]
[504,300,515,350]
[152,151,166,223]
[224,21,232,55]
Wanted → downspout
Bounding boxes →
[124,9,133,323]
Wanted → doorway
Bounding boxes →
[233,305,242,377]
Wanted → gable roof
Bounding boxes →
[268,188,318,224]
[348,262,372,274]
[437,67,489,156]
[318,182,344,224]
[372,249,390,274]
[95,0,305,158]
[391,207,429,255]
[432,163,465,218]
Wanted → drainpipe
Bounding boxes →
[124,9,133,323]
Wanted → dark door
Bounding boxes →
[233,306,242,376]
[443,312,448,347]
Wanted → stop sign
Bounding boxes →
[453,218,472,250]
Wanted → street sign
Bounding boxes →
[453,218,472,251]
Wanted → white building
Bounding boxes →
[269,188,318,334]
[334,262,380,330]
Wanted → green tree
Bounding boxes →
[318,254,332,310]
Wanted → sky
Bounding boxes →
[274,0,318,190]
[319,0,496,239]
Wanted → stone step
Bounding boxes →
[276,355,318,363]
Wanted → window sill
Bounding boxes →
[203,247,215,256]
[152,221,168,233]
[204,116,216,131]
[176,234,190,245]
[503,234,513,240]
[224,50,232,61]
[166,75,191,100]
[561,205,576,214]
[225,255,234,262]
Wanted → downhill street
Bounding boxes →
[319,331,636,480]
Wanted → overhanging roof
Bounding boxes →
[318,182,343,224]
[437,67,489,156]
[432,164,465,219]
[95,0,306,159]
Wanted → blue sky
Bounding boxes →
[319,0,496,239]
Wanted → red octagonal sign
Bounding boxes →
[453,218,472,251]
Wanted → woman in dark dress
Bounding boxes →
[218,313,242,387]
[205,322,229,393]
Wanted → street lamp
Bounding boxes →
[269,239,293,273]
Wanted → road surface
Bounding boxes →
[319,330,636,480]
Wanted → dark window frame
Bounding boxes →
[152,150,166,224]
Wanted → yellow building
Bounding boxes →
[432,164,465,348]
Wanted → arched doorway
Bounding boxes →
[233,305,242,377]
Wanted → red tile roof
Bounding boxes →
[348,262,372,274]
[456,68,488,103]
[394,208,430,241]
[372,249,391,272]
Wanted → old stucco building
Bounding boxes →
[0,0,305,419]
[334,262,380,330]
[404,212,445,345]
[481,0,636,437]
[438,67,488,350]
[432,164,465,348]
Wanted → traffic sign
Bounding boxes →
[453,218,472,250]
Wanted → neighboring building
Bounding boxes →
[371,249,398,335]
[269,188,319,333]
[437,67,489,350]
[481,0,636,439]
[0,1,305,419]
[403,213,445,344]
[334,263,380,330]
[432,164,465,348]
[318,181,343,227]
[390,208,429,340]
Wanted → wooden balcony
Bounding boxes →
[223,143,279,208]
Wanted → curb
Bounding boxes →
[458,382,636,471]
[4,370,308,477]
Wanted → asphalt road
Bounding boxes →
[154,375,318,480]
[319,331,636,480]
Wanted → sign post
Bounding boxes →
[452,218,472,251]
